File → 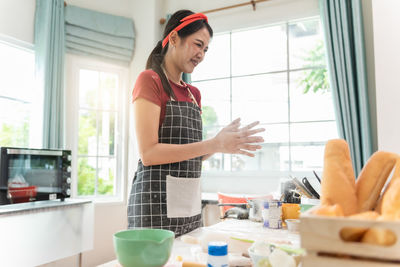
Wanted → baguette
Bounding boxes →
[375,157,400,213]
[381,178,400,220]
[356,151,397,212]
[321,139,358,216]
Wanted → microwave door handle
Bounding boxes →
[6,149,62,156]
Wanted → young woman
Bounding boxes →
[128,9,265,236]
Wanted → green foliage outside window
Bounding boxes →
[201,106,218,139]
[77,156,114,196]
[300,41,330,94]
[0,121,29,147]
[77,112,114,196]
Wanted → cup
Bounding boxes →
[282,203,300,221]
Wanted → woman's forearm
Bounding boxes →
[140,138,217,166]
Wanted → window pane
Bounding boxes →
[291,144,325,172]
[192,34,230,80]
[290,70,335,122]
[265,143,290,171]
[290,121,338,143]
[77,157,96,196]
[202,126,230,172]
[245,123,290,172]
[232,73,288,125]
[0,42,35,102]
[202,153,227,172]
[0,99,30,147]
[263,123,289,144]
[78,110,97,155]
[0,42,36,148]
[232,25,287,76]
[77,67,121,198]
[98,111,116,156]
[79,69,98,109]
[97,157,116,196]
[192,79,231,126]
[100,72,118,110]
[289,19,325,69]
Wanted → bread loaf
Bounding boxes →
[361,227,396,246]
[376,157,400,213]
[321,139,358,216]
[309,204,344,217]
[356,151,397,212]
[381,179,400,220]
[339,211,379,242]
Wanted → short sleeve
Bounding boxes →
[132,70,163,107]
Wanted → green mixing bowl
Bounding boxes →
[113,228,175,267]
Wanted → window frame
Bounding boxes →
[192,16,337,194]
[66,55,129,203]
[0,34,41,148]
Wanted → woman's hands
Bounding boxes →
[212,118,265,157]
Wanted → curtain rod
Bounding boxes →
[159,0,272,25]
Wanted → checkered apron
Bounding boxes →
[127,99,203,237]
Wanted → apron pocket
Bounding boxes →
[166,175,201,218]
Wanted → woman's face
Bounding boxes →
[171,27,211,74]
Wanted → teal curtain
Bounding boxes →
[65,5,135,65]
[319,0,373,175]
[34,0,65,149]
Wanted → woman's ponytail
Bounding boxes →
[146,41,162,70]
[145,41,176,100]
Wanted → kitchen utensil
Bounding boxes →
[222,207,249,219]
[217,203,248,209]
[281,181,301,204]
[302,177,320,199]
[312,170,321,183]
[291,177,314,199]
[247,198,265,222]
[113,229,174,267]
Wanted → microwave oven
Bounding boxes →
[0,147,72,205]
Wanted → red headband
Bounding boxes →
[162,13,208,48]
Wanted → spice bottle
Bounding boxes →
[207,241,228,267]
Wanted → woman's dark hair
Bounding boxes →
[146,10,213,99]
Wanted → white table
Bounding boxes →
[99,219,300,266]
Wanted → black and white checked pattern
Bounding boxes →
[128,100,203,237]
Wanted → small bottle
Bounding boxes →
[207,241,228,267]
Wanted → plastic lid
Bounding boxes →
[208,241,228,256]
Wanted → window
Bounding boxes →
[0,39,40,148]
[69,59,127,199]
[192,17,338,179]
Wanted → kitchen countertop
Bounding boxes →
[0,198,92,215]
[98,219,300,266]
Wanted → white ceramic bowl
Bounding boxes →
[248,245,270,267]
[285,219,300,233]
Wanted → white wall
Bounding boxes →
[0,0,35,43]
[372,0,400,153]
[361,0,378,151]
[164,0,319,33]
